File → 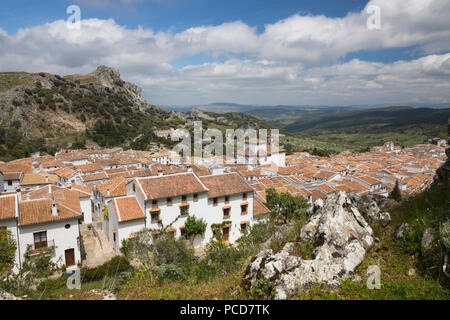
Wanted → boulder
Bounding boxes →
[354,196,391,227]
[0,288,20,300]
[421,228,436,250]
[244,192,374,299]
[394,223,412,240]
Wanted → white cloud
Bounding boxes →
[0,0,449,105]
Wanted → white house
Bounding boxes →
[17,186,83,268]
[3,172,23,192]
[107,172,257,250]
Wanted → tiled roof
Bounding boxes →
[21,173,58,186]
[113,196,145,222]
[253,197,271,217]
[200,173,253,199]
[75,163,103,173]
[0,194,17,220]
[3,172,23,181]
[97,178,128,198]
[137,173,208,200]
[19,198,81,226]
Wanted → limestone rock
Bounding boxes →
[394,223,412,240]
[354,196,391,227]
[0,288,21,300]
[421,227,436,250]
[244,192,374,299]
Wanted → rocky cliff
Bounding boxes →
[434,117,450,185]
[244,192,384,299]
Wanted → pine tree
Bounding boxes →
[389,180,402,202]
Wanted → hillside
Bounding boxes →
[282,106,450,150]
[0,67,275,161]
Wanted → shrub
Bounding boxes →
[153,234,195,270]
[81,256,130,282]
[151,264,186,282]
[440,221,450,250]
[0,229,17,273]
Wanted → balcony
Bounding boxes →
[30,239,55,256]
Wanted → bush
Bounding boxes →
[151,264,186,282]
[81,256,130,282]
[153,234,196,270]
[0,229,17,272]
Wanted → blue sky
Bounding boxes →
[0,0,449,106]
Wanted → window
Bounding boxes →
[223,207,231,219]
[213,198,218,206]
[132,184,135,192]
[65,224,71,229]
[180,227,186,238]
[152,200,158,208]
[241,223,248,233]
[243,193,247,200]
[167,197,172,206]
[7,181,12,186]
[113,232,116,242]
[241,204,248,215]
[151,210,160,223]
[193,193,198,201]
[33,231,47,249]
[225,196,229,204]
[180,205,189,216]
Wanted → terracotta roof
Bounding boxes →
[51,167,78,179]
[3,172,23,181]
[191,165,211,177]
[0,194,17,220]
[137,173,208,200]
[80,171,108,182]
[68,184,91,197]
[313,170,338,181]
[200,173,253,199]
[75,163,103,173]
[19,198,81,226]
[21,173,58,186]
[113,196,145,222]
[97,178,128,198]
[253,198,271,217]
[25,186,82,215]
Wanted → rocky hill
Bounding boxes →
[0,66,273,161]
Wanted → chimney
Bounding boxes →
[16,188,21,201]
[45,175,49,182]
[51,201,57,216]
[157,169,163,176]
[67,184,72,189]
[106,188,110,196]
[186,164,192,172]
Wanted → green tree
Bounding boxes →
[265,188,310,223]
[184,215,207,245]
[389,180,402,202]
[0,229,17,272]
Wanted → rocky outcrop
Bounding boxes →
[244,192,374,299]
[393,223,412,240]
[434,117,450,186]
[421,227,437,250]
[0,288,20,300]
[354,195,391,227]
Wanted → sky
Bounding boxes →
[0,0,449,106]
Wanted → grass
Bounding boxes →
[0,72,35,93]
[117,271,245,300]
[296,223,449,300]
